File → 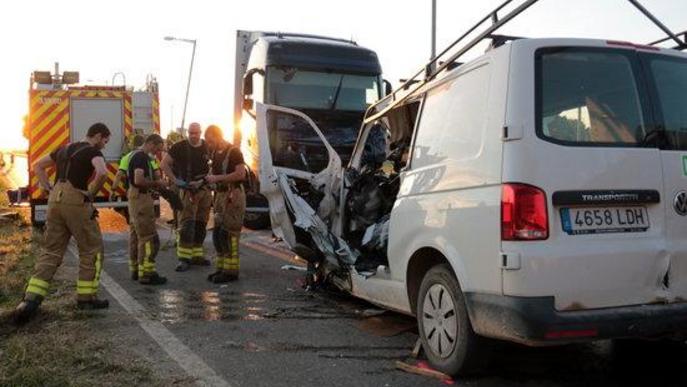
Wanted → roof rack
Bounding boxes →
[648,29,687,50]
[488,34,526,48]
[364,0,686,124]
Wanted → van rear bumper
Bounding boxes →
[464,293,687,346]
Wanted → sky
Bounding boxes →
[1,0,686,151]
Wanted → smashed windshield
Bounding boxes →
[266,67,380,111]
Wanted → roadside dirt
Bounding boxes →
[0,180,188,387]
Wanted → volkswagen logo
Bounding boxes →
[674,191,687,216]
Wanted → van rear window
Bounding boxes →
[536,48,647,146]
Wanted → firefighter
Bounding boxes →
[204,125,247,282]
[160,122,211,272]
[13,123,111,324]
[111,134,161,279]
[127,134,168,285]
[111,134,146,195]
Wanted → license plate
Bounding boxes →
[560,206,649,235]
[34,209,47,222]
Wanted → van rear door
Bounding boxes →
[641,52,687,302]
[255,103,358,266]
[503,45,667,310]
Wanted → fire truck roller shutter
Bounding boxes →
[70,98,124,161]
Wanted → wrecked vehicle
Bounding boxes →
[254,0,687,377]
[233,30,387,229]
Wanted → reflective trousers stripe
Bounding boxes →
[177,246,192,258]
[77,280,98,295]
[142,241,155,274]
[26,277,50,297]
[192,247,204,257]
[223,258,239,270]
[76,252,102,295]
[94,252,103,289]
[231,237,238,259]
[215,257,239,270]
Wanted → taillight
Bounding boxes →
[501,183,549,241]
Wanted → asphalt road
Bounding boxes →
[97,224,687,387]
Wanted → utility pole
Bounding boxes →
[182,40,197,134]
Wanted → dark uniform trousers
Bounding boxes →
[212,185,246,277]
[177,188,212,263]
[127,186,160,280]
[24,182,104,302]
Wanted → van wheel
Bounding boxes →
[416,264,490,376]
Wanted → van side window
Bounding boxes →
[645,55,687,150]
[537,48,647,146]
[266,110,329,173]
[412,64,491,169]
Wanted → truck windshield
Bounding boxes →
[266,67,380,112]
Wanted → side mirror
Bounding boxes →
[383,79,393,96]
[242,97,254,111]
[243,68,265,96]
[243,75,253,96]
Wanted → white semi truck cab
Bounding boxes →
[232,30,386,229]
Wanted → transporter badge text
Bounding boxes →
[581,193,640,202]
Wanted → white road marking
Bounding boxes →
[66,244,232,387]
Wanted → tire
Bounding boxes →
[243,194,270,230]
[416,263,491,376]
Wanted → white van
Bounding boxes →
[253,37,687,375]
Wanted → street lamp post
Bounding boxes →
[164,36,197,134]
[428,0,437,75]
[431,0,437,60]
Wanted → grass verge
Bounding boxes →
[0,176,172,387]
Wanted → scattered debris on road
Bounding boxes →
[358,308,386,318]
[281,264,307,272]
[411,338,423,358]
[395,360,454,384]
